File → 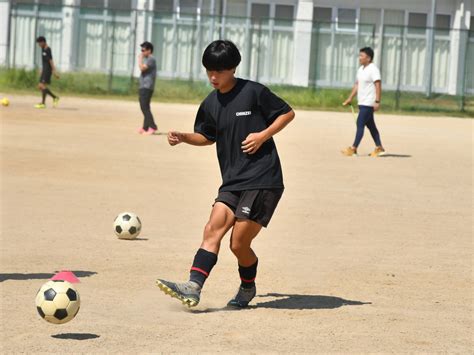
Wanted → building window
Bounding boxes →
[251,3,270,25]
[179,0,198,15]
[435,14,450,36]
[275,4,294,26]
[337,8,357,31]
[275,5,293,20]
[154,0,174,13]
[408,12,427,34]
[313,7,331,29]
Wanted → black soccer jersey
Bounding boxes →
[41,47,52,71]
[194,78,292,192]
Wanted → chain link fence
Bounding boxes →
[5,2,474,112]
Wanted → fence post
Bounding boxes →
[108,10,116,93]
[395,26,405,111]
[460,29,469,112]
[130,8,138,93]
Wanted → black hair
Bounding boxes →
[140,41,154,53]
[360,47,374,61]
[202,40,241,71]
[36,36,46,43]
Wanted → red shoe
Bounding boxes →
[144,128,157,135]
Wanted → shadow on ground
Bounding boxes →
[191,293,371,313]
[51,333,100,340]
[0,271,97,282]
[380,154,412,158]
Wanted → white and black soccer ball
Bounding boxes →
[113,212,142,239]
[35,280,80,324]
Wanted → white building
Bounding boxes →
[1,0,473,95]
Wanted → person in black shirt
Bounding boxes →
[156,40,295,308]
[35,36,59,109]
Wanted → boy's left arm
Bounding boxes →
[241,110,295,154]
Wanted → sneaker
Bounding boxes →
[34,103,46,109]
[156,279,201,308]
[137,128,146,134]
[370,147,386,157]
[53,97,60,108]
[144,128,157,135]
[341,146,357,156]
[227,285,256,308]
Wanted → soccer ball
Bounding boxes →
[114,212,142,239]
[1,97,9,106]
[35,280,80,324]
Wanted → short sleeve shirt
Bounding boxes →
[139,56,157,90]
[357,63,381,107]
[41,47,52,72]
[194,79,292,192]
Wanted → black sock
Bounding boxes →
[44,88,57,99]
[239,259,258,289]
[41,89,46,104]
[189,248,218,287]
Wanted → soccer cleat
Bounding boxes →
[53,97,60,108]
[156,279,201,308]
[34,103,46,109]
[227,285,256,308]
[370,147,386,157]
[341,146,357,156]
[144,128,157,135]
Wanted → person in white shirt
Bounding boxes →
[342,47,385,157]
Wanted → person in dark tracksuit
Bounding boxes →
[137,41,158,135]
[342,47,385,157]
[35,36,59,109]
[155,40,295,309]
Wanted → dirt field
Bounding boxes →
[0,94,472,353]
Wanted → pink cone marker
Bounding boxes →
[51,270,80,283]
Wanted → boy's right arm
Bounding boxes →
[168,131,214,146]
[343,82,358,106]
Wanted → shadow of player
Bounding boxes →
[51,333,100,340]
[0,270,97,282]
[379,154,412,158]
[254,293,371,310]
[190,293,370,313]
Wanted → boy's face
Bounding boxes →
[359,52,371,65]
[206,69,235,90]
[37,41,46,49]
[141,47,151,57]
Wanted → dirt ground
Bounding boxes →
[0,94,472,353]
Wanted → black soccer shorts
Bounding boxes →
[214,189,284,227]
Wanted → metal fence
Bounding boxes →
[5,3,474,103]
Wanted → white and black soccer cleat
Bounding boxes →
[227,285,256,308]
[156,279,201,308]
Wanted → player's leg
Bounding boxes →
[366,109,385,156]
[353,106,370,148]
[227,189,283,308]
[140,89,157,134]
[342,106,367,156]
[144,90,158,133]
[156,202,236,307]
[138,89,148,133]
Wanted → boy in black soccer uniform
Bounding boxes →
[35,36,59,109]
[156,40,295,308]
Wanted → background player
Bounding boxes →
[35,36,59,109]
[137,41,158,135]
[156,40,295,308]
[342,47,385,157]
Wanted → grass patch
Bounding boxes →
[1,68,472,118]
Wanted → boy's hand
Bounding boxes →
[168,131,184,146]
[342,98,352,106]
[242,132,267,154]
[374,102,380,111]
